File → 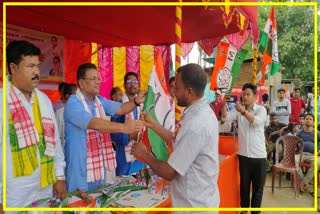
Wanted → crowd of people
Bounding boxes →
[0,40,318,214]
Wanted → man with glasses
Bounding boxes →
[111,72,146,176]
[64,64,146,192]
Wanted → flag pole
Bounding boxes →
[253,45,258,85]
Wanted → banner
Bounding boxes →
[210,42,247,95]
[1,24,64,82]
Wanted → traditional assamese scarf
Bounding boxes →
[8,85,56,187]
[122,93,141,163]
[76,89,116,182]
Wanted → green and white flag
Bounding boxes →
[210,42,247,95]
[142,51,174,161]
[259,7,280,76]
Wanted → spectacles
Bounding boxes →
[82,77,101,81]
[126,80,139,84]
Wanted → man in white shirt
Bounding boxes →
[1,40,67,208]
[272,88,291,125]
[131,63,220,212]
[222,83,267,214]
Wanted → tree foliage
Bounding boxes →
[257,6,314,81]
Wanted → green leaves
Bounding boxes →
[258,5,314,81]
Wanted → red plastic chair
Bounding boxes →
[268,130,284,164]
[271,136,304,198]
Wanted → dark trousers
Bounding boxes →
[238,155,266,214]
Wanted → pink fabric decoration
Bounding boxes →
[198,37,222,56]
[226,30,250,51]
[126,46,140,74]
[98,45,113,99]
[181,42,194,59]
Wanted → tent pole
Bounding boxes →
[175,0,182,124]
[175,1,182,72]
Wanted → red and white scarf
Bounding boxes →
[76,89,116,182]
[122,93,141,163]
[8,85,56,157]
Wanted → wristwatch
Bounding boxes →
[56,175,66,181]
[133,98,140,107]
[241,110,246,116]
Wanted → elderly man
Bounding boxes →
[1,40,67,208]
[131,63,220,211]
[64,63,145,192]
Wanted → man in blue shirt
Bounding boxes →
[296,113,320,193]
[64,63,145,192]
[111,72,146,176]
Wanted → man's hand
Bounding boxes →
[129,131,138,141]
[140,112,155,128]
[124,120,145,134]
[235,102,245,113]
[131,142,148,160]
[222,95,229,105]
[135,90,147,105]
[53,180,67,201]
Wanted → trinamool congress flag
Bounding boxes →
[258,7,280,77]
[141,50,175,161]
[210,42,247,94]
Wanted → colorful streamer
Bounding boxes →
[98,45,113,99]
[175,2,182,71]
[91,42,98,69]
[140,45,155,91]
[113,47,127,92]
[126,46,140,74]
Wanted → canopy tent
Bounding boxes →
[4,0,258,47]
[3,0,259,99]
